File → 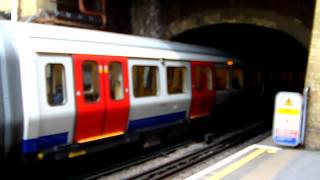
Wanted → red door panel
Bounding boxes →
[204,64,216,114]
[73,55,130,143]
[73,54,105,142]
[190,61,216,120]
[102,56,130,135]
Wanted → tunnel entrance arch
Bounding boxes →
[167,8,310,49]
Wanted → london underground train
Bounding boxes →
[0,21,243,161]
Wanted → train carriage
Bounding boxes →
[0,21,241,160]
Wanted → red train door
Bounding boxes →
[74,55,105,142]
[203,63,216,114]
[190,61,216,120]
[73,55,129,143]
[102,56,130,136]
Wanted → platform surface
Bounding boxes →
[186,137,320,180]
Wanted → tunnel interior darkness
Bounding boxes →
[172,24,308,125]
[172,24,308,92]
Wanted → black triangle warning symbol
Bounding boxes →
[284,98,293,106]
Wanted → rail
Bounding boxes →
[73,139,195,180]
[127,122,270,180]
[77,122,270,180]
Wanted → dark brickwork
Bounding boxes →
[131,0,165,38]
[131,0,314,47]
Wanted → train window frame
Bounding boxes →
[167,66,187,94]
[82,61,100,102]
[205,67,213,91]
[216,68,229,90]
[195,65,203,92]
[45,63,67,106]
[231,69,244,89]
[109,62,124,100]
[132,65,159,98]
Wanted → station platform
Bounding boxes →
[186,136,320,180]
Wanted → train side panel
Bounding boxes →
[36,54,76,148]
[127,59,191,131]
[164,60,192,122]
[15,34,42,154]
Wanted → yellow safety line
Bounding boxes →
[209,148,266,180]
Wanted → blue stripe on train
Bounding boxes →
[22,132,68,154]
[128,111,187,131]
[22,111,186,153]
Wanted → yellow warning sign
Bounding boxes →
[273,92,303,146]
[277,108,300,115]
[284,98,293,106]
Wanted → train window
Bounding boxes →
[82,61,100,102]
[45,64,66,106]
[132,66,159,97]
[109,62,124,100]
[231,69,244,89]
[167,67,186,94]
[195,66,203,91]
[205,67,213,91]
[216,68,228,90]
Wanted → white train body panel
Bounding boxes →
[4,29,76,153]
[11,29,41,141]
[128,59,191,130]
[36,54,76,144]
[164,60,192,118]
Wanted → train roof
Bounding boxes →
[0,21,240,63]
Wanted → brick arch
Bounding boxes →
[167,8,310,48]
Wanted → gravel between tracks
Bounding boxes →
[99,130,271,180]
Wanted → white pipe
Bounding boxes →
[300,87,309,145]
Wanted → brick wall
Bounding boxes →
[304,0,320,150]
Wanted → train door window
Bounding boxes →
[82,61,100,102]
[205,67,213,91]
[167,67,186,94]
[132,66,159,97]
[231,69,244,89]
[195,66,203,91]
[216,68,228,90]
[109,62,124,100]
[45,64,66,106]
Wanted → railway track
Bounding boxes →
[73,139,195,180]
[74,122,270,180]
[127,122,270,180]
